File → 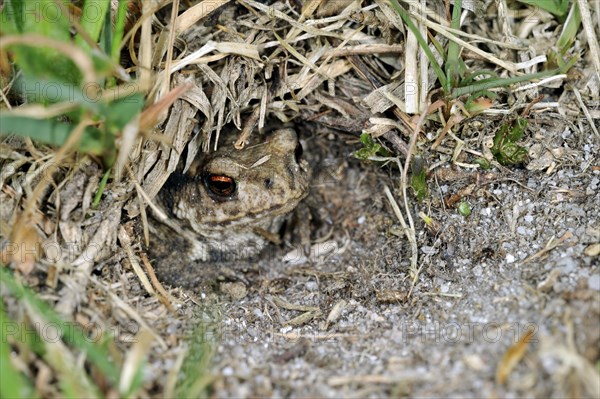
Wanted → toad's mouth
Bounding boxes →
[198,190,309,228]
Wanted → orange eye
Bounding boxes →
[204,174,236,197]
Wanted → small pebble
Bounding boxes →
[558,256,576,273]
[588,274,600,291]
[280,326,292,334]
[421,246,437,255]
[584,243,600,257]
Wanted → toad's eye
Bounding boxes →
[204,174,236,198]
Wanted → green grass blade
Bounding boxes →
[0,267,121,385]
[1,0,25,33]
[92,167,111,209]
[556,2,581,53]
[445,0,463,91]
[175,310,219,398]
[516,0,570,17]
[450,68,562,98]
[388,0,448,90]
[460,69,498,85]
[100,1,113,55]
[0,302,38,399]
[111,0,131,63]
[76,0,111,49]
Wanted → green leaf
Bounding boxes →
[491,117,529,166]
[0,115,105,155]
[458,200,472,216]
[100,93,145,132]
[14,76,104,109]
[410,157,428,201]
[354,133,390,160]
[509,117,527,142]
[464,93,496,113]
[473,157,491,170]
[1,0,71,39]
[359,132,376,146]
[2,0,82,85]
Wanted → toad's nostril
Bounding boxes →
[294,141,303,164]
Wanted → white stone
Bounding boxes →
[588,274,600,291]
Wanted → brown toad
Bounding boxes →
[148,129,310,286]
